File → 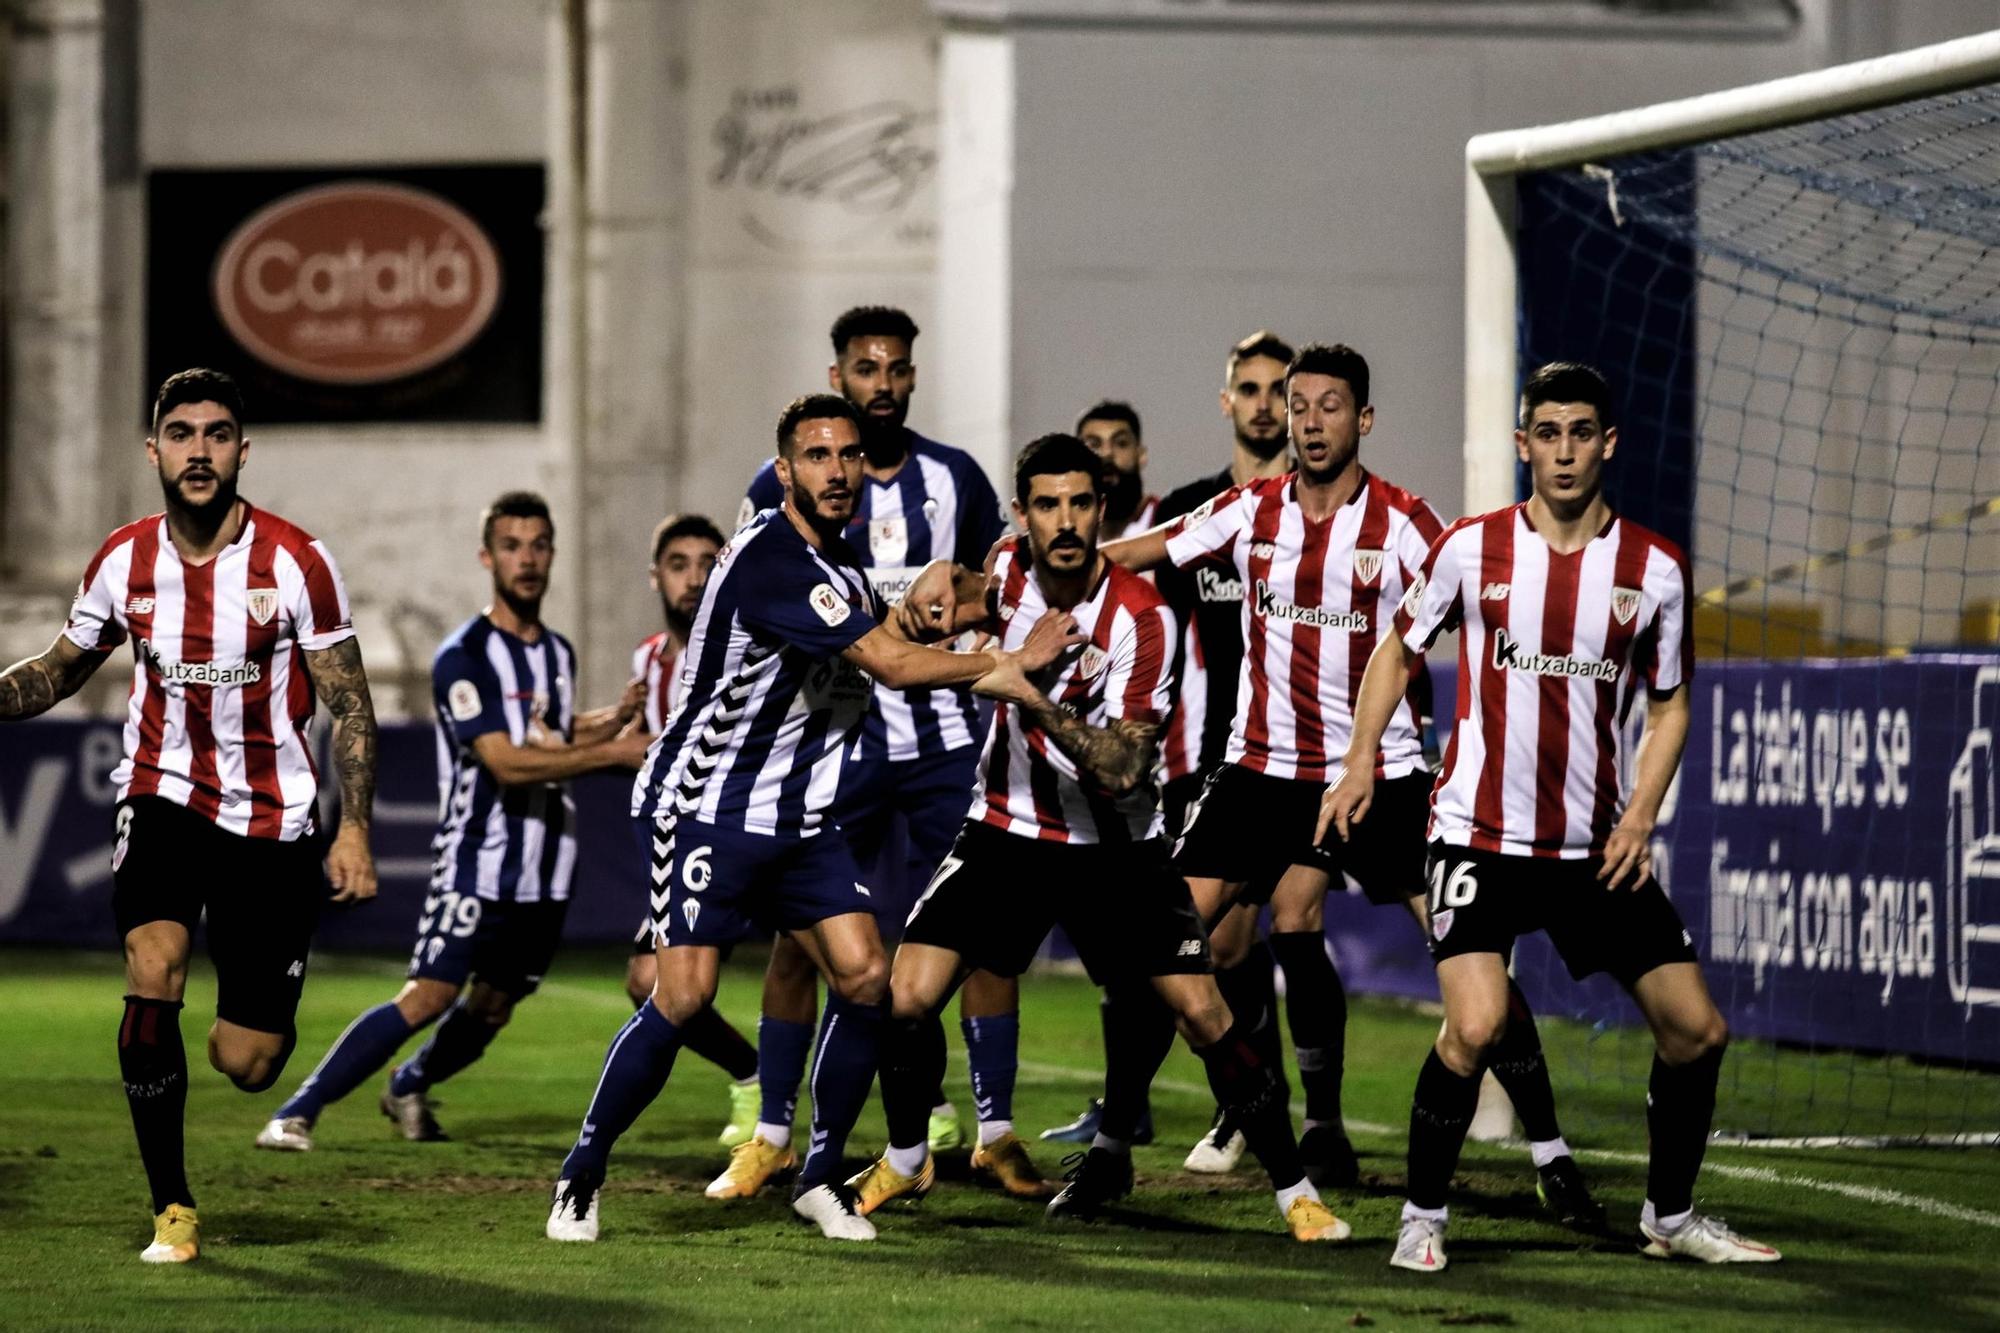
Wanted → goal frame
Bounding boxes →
[1461,30,2000,514]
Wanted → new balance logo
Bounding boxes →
[1490,627,1618,681]
[286,960,304,978]
[1481,582,1511,601]
[1176,939,1203,956]
[126,596,155,615]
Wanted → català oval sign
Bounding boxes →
[212,181,502,385]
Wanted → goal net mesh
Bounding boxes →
[1498,80,2000,1141]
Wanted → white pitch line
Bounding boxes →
[1582,1147,2000,1228]
[1712,1132,2000,1150]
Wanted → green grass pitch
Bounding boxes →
[2,947,1996,1330]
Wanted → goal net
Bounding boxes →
[1462,34,2000,1144]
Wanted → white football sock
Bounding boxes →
[754,1121,791,1149]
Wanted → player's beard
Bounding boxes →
[853,395,910,469]
[661,594,695,643]
[1101,466,1144,527]
[159,467,238,532]
[1236,419,1288,460]
[493,572,544,623]
[795,480,854,537]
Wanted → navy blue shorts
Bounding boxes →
[835,745,981,937]
[648,815,872,948]
[407,887,568,998]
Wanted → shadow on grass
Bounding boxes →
[204,1251,657,1325]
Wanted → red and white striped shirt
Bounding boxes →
[630,630,686,733]
[972,540,1176,844]
[1159,612,1207,782]
[62,504,355,841]
[1163,471,1444,783]
[1395,504,1692,859]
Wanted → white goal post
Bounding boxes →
[1461,29,2000,514]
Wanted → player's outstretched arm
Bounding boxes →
[0,634,108,721]
[1098,525,1171,574]
[304,637,380,904]
[1599,686,1690,891]
[847,606,1083,692]
[572,677,647,745]
[1318,633,1418,843]
[471,725,653,788]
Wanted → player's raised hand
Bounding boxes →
[616,675,648,725]
[325,821,378,904]
[1597,820,1653,891]
[1014,607,1087,672]
[1317,766,1374,844]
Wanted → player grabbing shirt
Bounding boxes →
[260,492,652,1152]
[546,394,1076,1246]
[1325,361,1778,1272]
[0,369,380,1264]
[731,306,1019,1189]
[852,434,1350,1247]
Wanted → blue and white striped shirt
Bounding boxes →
[429,615,579,903]
[744,430,1005,762]
[633,511,881,839]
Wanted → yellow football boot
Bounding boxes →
[140,1203,199,1264]
[844,1152,935,1216]
[969,1132,1054,1198]
[1286,1194,1352,1243]
[703,1133,797,1200]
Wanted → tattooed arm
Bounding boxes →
[0,634,109,720]
[1014,695,1158,796]
[302,636,379,904]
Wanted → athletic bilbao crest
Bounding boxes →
[1432,908,1455,941]
[1611,586,1642,626]
[246,587,280,626]
[1353,549,1384,585]
[1077,645,1108,679]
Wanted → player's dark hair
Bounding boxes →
[1285,342,1371,408]
[775,393,864,456]
[152,367,246,433]
[1075,399,1141,440]
[481,491,554,549]
[1519,361,1617,430]
[1225,330,1295,383]
[1013,433,1102,505]
[650,513,725,564]
[830,305,919,357]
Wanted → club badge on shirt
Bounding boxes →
[246,588,280,626]
[1352,550,1384,585]
[1611,586,1642,625]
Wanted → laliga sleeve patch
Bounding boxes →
[735,496,757,530]
[448,679,484,722]
[1399,571,1428,618]
[809,582,853,627]
[1183,496,1216,530]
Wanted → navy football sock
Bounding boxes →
[756,1015,814,1127]
[389,999,500,1096]
[277,1001,415,1122]
[560,1003,681,1181]
[119,996,193,1214]
[795,993,883,1190]
[961,1012,1019,1126]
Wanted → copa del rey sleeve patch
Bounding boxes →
[809,582,852,627]
[448,678,484,722]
